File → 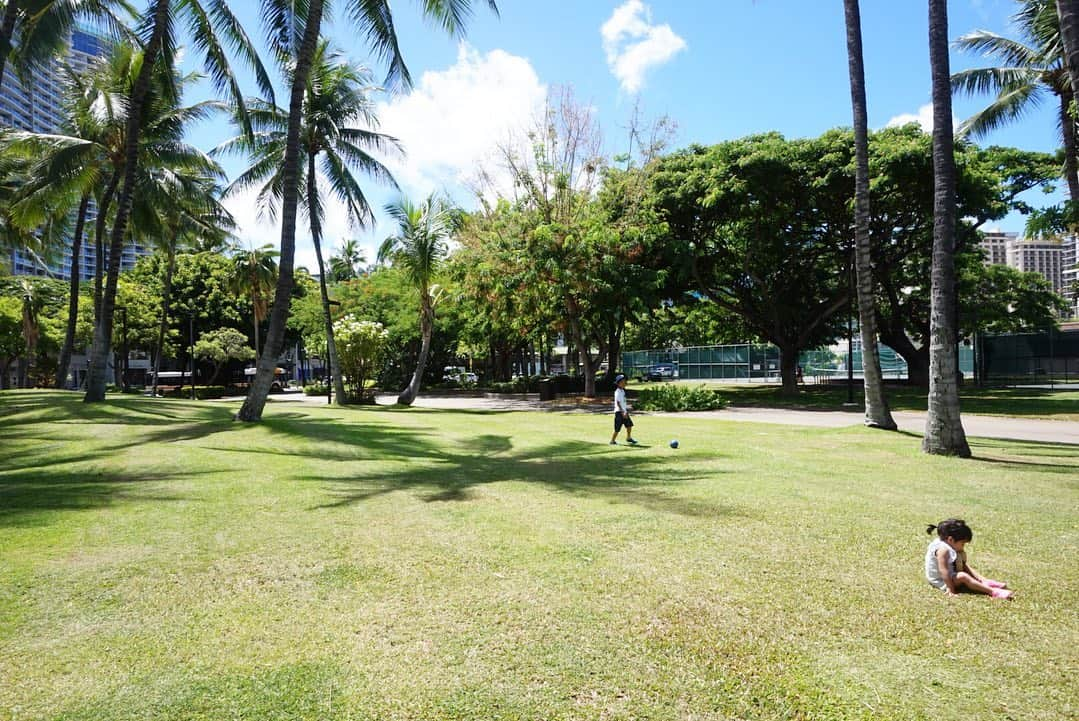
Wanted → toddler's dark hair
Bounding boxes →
[926,518,973,542]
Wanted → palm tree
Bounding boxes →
[330,238,366,281]
[237,0,499,422]
[378,194,455,406]
[925,0,972,457]
[843,0,897,430]
[951,0,1078,199]
[228,243,279,360]
[5,42,225,390]
[217,39,398,405]
[83,0,272,403]
[0,0,134,93]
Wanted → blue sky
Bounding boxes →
[186,0,1063,271]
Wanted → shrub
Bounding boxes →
[303,383,329,396]
[161,385,227,400]
[634,384,727,412]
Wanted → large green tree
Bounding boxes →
[650,132,853,393]
[237,0,498,422]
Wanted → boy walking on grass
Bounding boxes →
[610,374,637,445]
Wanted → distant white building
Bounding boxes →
[1005,237,1065,294]
[1062,234,1078,317]
[979,230,1016,266]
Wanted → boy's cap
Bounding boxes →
[615,374,626,383]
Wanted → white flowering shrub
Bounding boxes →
[333,315,389,402]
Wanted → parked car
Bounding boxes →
[646,362,679,381]
[443,366,478,384]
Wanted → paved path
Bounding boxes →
[272,392,1079,445]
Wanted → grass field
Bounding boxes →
[1,390,1076,720]
[661,383,1079,421]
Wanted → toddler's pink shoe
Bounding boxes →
[984,578,1007,589]
[990,587,1014,600]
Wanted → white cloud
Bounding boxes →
[224,44,546,272]
[375,43,547,204]
[221,184,321,275]
[886,103,936,131]
[601,0,686,94]
[885,103,963,134]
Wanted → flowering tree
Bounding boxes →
[333,315,388,403]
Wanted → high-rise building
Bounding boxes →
[1,28,150,280]
[979,230,1016,266]
[1062,234,1078,317]
[1004,237,1065,294]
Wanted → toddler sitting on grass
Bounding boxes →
[925,518,1014,599]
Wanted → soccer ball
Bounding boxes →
[669,439,679,449]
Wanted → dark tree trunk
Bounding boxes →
[85,0,170,403]
[151,243,177,398]
[924,0,971,457]
[1057,1,1079,105]
[779,345,799,394]
[0,0,19,93]
[307,156,346,405]
[1060,89,1079,202]
[844,0,897,430]
[56,193,91,388]
[878,326,930,387]
[237,0,325,421]
[398,299,432,405]
[92,172,119,323]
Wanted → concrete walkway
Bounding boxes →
[272,391,1079,445]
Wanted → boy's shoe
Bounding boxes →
[627,438,638,445]
[609,441,617,445]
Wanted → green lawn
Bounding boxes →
[659,382,1079,421]
[1,390,1076,721]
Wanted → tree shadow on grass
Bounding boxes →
[0,394,240,473]
[298,431,733,519]
[0,466,209,527]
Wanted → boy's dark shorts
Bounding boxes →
[614,412,633,432]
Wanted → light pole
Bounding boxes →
[846,257,855,405]
[116,306,128,392]
[189,313,196,401]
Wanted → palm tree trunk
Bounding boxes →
[237,0,325,422]
[844,0,897,430]
[307,153,347,405]
[1059,89,1079,202]
[56,192,90,389]
[151,242,176,398]
[85,0,170,403]
[398,299,433,405]
[1057,0,1079,102]
[923,0,971,457]
[0,0,19,94]
[252,299,261,360]
[93,172,119,322]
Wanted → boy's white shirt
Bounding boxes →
[614,387,629,413]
